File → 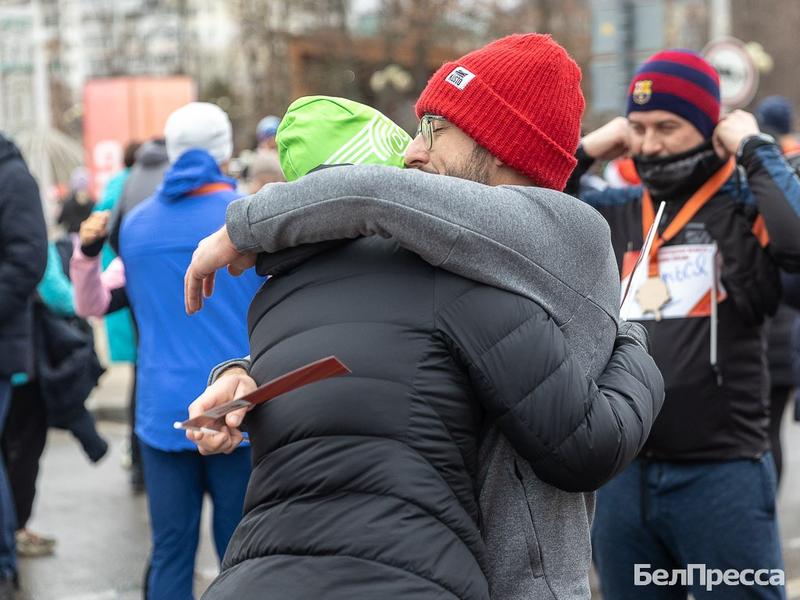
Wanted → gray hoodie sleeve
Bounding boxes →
[227,164,621,378]
[227,165,465,262]
[207,357,252,386]
[436,285,663,492]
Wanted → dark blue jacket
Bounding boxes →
[0,135,47,379]
[768,153,800,388]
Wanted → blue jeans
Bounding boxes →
[139,442,251,600]
[593,455,785,599]
[0,381,16,579]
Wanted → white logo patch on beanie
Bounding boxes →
[445,66,475,90]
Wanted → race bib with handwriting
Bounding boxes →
[620,244,727,321]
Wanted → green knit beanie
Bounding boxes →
[276,96,412,181]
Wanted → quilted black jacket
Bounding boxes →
[0,135,47,378]
[203,237,663,600]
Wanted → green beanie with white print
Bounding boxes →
[276,96,412,182]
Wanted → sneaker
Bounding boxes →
[15,529,55,558]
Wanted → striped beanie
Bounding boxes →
[627,49,721,139]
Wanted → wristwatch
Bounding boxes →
[736,132,776,161]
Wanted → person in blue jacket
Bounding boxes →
[119,102,262,600]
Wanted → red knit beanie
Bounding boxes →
[415,34,585,190]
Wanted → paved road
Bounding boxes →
[15,366,800,599]
[17,423,219,600]
[18,365,218,599]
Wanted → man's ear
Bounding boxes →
[493,155,504,168]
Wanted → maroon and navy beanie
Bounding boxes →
[415,34,585,191]
[627,49,721,139]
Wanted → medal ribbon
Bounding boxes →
[640,158,735,277]
[189,182,236,197]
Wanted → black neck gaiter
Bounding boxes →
[634,139,726,203]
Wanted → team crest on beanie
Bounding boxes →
[632,80,653,105]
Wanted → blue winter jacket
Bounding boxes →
[120,149,262,452]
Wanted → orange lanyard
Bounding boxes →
[640,158,735,277]
[188,182,235,197]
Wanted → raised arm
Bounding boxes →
[70,211,130,317]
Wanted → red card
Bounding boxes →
[175,356,350,433]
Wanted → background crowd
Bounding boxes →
[3,3,800,600]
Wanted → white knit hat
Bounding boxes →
[164,102,233,165]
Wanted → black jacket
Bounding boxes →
[203,238,663,599]
[0,135,47,379]
[57,191,94,234]
[568,137,800,461]
[32,301,104,427]
[766,303,798,388]
[767,153,800,388]
[778,272,800,392]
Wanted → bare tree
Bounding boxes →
[227,0,597,145]
[731,0,800,112]
[229,0,353,148]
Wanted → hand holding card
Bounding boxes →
[176,356,351,435]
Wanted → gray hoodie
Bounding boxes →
[224,165,628,599]
[109,139,170,254]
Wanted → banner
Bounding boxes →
[83,76,196,199]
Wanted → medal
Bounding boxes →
[633,158,735,321]
[635,277,671,321]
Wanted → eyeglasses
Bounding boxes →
[415,114,447,151]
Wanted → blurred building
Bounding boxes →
[183,0,237,91]
[589,0,711,119]
[6,0,789,148]
[58,0,184,93]
[0,0,83,217]
[0,4,38,132]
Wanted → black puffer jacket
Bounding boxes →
[203,238,663,600]
[767,303,799,388]
[0,135,47,379]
